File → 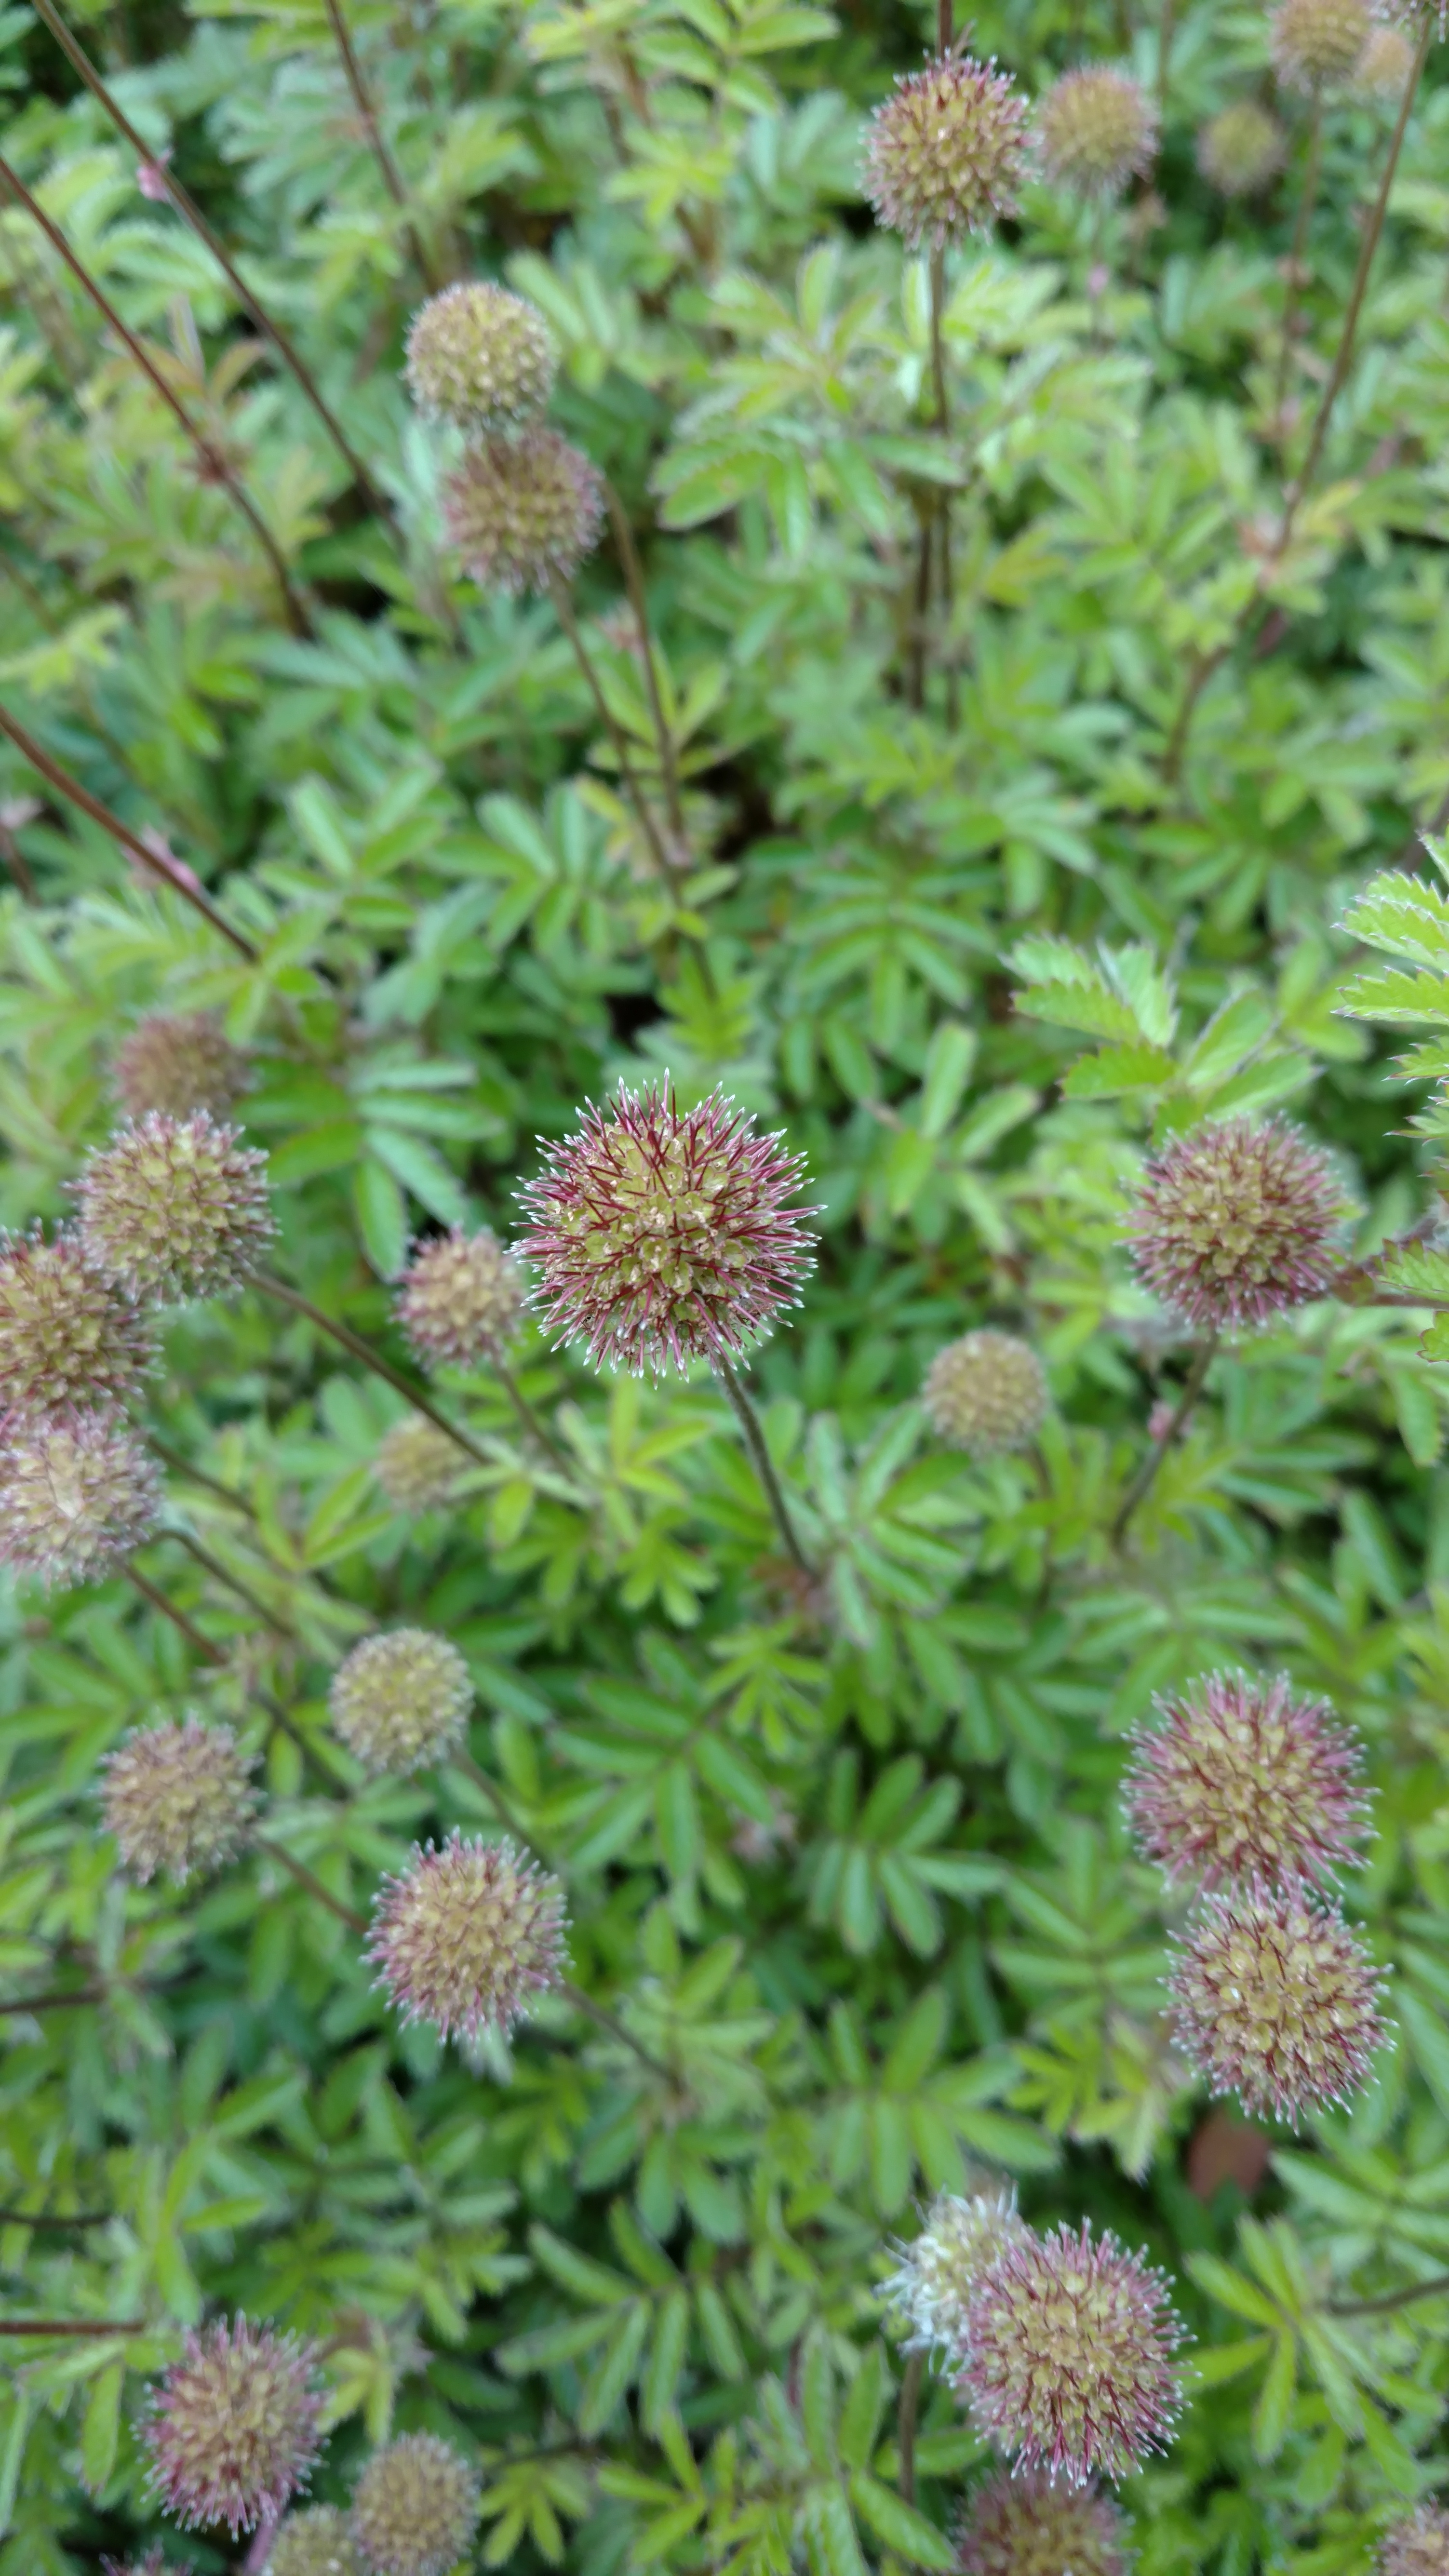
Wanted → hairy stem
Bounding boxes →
[1274,95,1323,426]
[715,1356,813,1577]
[898,2350,925,2507]
[123,1560,226,1663]
[1328,2270,1449,2318]
[549,577,680,885]
[148,1435,257,1518]
[0,154,312,635]
[164,1525,298,1639]
[255,1834,367,1934]
[603,481,686,849]
[560,1978,670,2079]
[1112,1333,1219,1543]
[493,1358,573,1473]
[1278,19,1429,543]
[0,2318,144,2335]
[321,0,441,290]
[0,703,256,956]
[29,0,392,518]
[255,1273,494,1471]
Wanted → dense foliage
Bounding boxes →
[7,0,1449,2565]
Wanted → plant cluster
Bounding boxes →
[8,0,1449,2569]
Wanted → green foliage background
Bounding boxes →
[7,0,1449,2563]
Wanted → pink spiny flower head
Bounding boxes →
[1124,1669,1371,1892]
[863,46,1032,244]
[1378,2507,1449,2576]
[959,2220,1185,2487]
[1037,67,1159,199]
[0,1223,157,1417]
[956,2468,1132,2576]
[141,2314,323,2537]
[1127,1116,1347,1333]
[76,1110,274,1304]
[366,1830,568,2045]
[1169,1878,1387,2125]
[515,1079,819,1377]
[0,1409,161,1590]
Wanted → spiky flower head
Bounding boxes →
[1379,2509,1449,2576]
[102,2556,192,2576]
[367,1830,567,2044]
[957,2469,1132,2576]
[395,1227,524,1372]
[1196,100,1286,195]
[1038,67,1158,197]
[885,2191,1029,2361]
[1272,0,1373,81]
[922,1330,1050,1459]
[141,2315,322,2536]
[0,1410,161,1589]
[863,48,1031,244]
[269,2506,365,2576]
[375,1415,465,1513]
[959,2221,1184,2487]
[112,1013,250,1122]
[349,2433,482,2576]
[328,1628,473,1776]
[516,1080,818,1376]
[102,1716,258,1884]
[0,1226,157,1417]
[404,282,556,433]
[1125,1670,1370,1891]
[1357,22,1416,87]
[76,1111,275,1302]
[442,429,604,596]
[1169,1880,1386,2124]
[1127,1117,1344,1332]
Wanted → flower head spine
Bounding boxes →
[141,2314,322,2536]
[515,1080,818,1378]
[959,2221,1185,2486]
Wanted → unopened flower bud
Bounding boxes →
[0,1411,161,1589]
[349,2434,482,2576]
[103,1716,258,1884]
[1128,1117,1345,1331]
[404,282,556,432]
[1038,67,1158,197]
[1197,101,1286,196]
[960,2222,1184,2486]
[957,2469,1132,2576]
[885,2190,1028,2361]
[112,1013,250,1122]
[367,1830,567,2044]
[516,1080,818,1376]
[374,1416,464,1512]
[142,2315,322,2536]
[396,1228,523,1372]
[77,1111,274,1302]
[270,2506,364,2576]
[1272,0,1373,82]
[328,1629,472,1776]
[443,430,604,595]
[863,50,1031,242]
[1356,22,1415,88]
[1169,1880,1386,2123]
[0,1227,156,1417]
[923,1330,1049,1457]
